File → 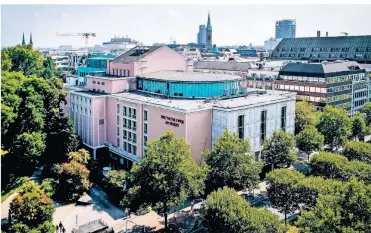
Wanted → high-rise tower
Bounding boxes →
[206,11,212,50]
[22,32,26,45]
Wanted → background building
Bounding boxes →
[197,25,206,45]
[270,35,371,63]
[264,38,283,55]
[275,19,296,39]
[276,61,369,114]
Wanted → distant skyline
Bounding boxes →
[2,5,371,48]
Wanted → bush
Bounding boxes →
[42,164,61,179]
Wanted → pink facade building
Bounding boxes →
[63,46,296,168]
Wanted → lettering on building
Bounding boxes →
[161,115,184,127]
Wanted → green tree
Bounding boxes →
[316,106,351,150]
[362,102,371,126]
[266,169,304,225]
[35,221,56,233]
[296,125,324,159]
[10,181,54,229]
[310,152,371,183]
[11,132,46,166]
[261,130,297,170]
[297,178,371,233]
[4,45,44,76]
[1,71,25,142]
[201,187,285,233]
[57,161,90,202]
[68,149,91,165]
[343,141,371,164]
[310,152,349,180]
[1,50,12,72]
[351,112,367,141]
[295,101,318,134]
[41,57,57,79]
[40,178,55,198]
[123,131,207,230]
[203,130,262,194]
[102,170,127,204]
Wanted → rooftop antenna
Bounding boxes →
[340,32,348,36]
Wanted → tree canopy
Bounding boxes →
[266,169,304,224]
[3,45,44,77]
[343,141,371,164]
[316,106,351,150]
[362,102,371,126]
[203,130,262,194]
[123,131,207,230]
[68,149,91,165]
[351,112,367,140]
[295,101,318,134]
[12,132,46,165]
[102,170,127,204]
[296,125,324,154]
[261,130,297,170]
[201,187,285,233]
[297,177,371,233]
[310,152,371,184]
[10,181,54,229]
[57,160,91,202]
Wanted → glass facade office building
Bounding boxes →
[275,19,296,39]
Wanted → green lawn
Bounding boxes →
[1,176,29,202]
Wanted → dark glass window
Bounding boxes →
[260,110,267,143]
[238,115,244,139]
[281,106,287,132]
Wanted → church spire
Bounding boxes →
[29,33,33,45]
[22,32,26,45]
[207,11,212,31]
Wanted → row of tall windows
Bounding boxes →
[143,110,148,156]
[238,106,286,144]
[116,103,137,156]
[71,94,92,106]
[112,69,130,77]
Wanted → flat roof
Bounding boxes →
[138,71,243,82]
[86,75,133,80]
[112,89,295,113]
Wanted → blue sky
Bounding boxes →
[2,5,371,48]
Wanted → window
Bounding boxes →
[260,110,267,143]
[117,104,120,114]
[99,119,104,125]
[93,81,96,84]
[281,106,287,132]
[128,70,130,77]
[144,123,148,134]
[132,109,136,118]
[144,136,148,146]
[128,108,132,117]
[123,107,127,117]
[132,145,136,155]
[123,130,127,139]
[124,142,127,151]
[128,132,132,141]
[133,134,137,143]
[124,119,127,128]
[89,110,91,116]
[117,115,120,123]
[102,82,105,85]
[97,82,100,85]
[128,120,132,129]
[117,126,120,136]
[238,115,244,139]
[128,144,132,153]
[132,121,136,130]
[144,110,148,121]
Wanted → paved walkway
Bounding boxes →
[1,166,44,225]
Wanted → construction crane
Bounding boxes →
[56,32,96,52]
[340,32,349,36]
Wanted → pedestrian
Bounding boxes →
[128,208,131,218]
[62,226,66,233]
[56,225,59,233]
[191,201,195,213]
[125,207,128,217]
[58,221,62,229]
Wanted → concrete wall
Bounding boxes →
[186,110,212,163]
